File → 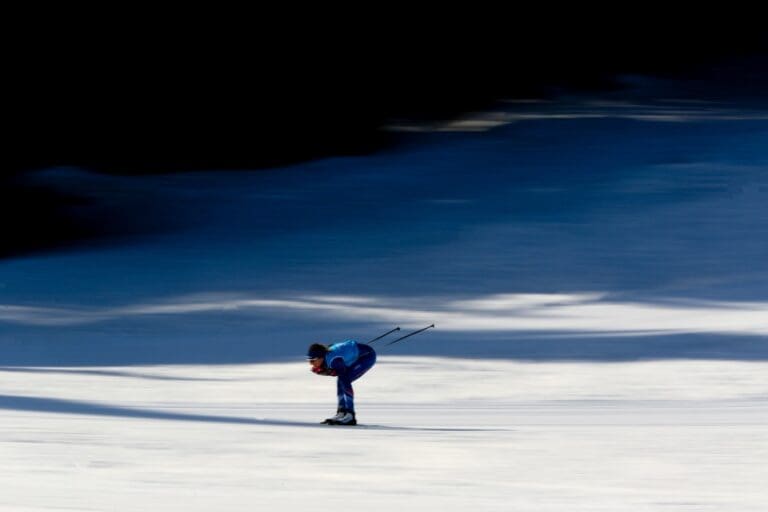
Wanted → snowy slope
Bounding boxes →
[1,359,767,511]
[1,74,767,510]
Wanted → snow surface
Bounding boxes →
[1,359,767,511]
[1,75,768,510]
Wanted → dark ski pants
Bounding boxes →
[337,344,376,413]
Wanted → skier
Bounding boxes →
[307,339,377,425]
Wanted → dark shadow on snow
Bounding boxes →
[0,367,226,382]
[1,65,766,368]
[0,394,504,432]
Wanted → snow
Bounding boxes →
[1,359,766,511]
[1,75,768,509]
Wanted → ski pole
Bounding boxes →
[366,327,401,345]
[384,324,435,346]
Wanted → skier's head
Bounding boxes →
[306,343,328,367]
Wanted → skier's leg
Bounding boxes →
[337,372,354,412]
[336,346,375,412]
[335,346,376,424]
[327,346,376,425]
[323,378,350,424]
[349,345,377,382]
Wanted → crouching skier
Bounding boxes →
[306,340,377,426]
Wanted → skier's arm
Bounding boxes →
[329,357,347,375]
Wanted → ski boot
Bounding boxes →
[329,411,356,426]
[322,408,345,425]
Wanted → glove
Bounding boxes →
[311,366,337,376]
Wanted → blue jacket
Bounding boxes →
[325,340,360,370]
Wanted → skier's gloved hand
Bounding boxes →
[311,366,337,376]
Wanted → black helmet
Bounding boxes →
[306,343,328,359]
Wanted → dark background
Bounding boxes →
[3,18,767,258]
